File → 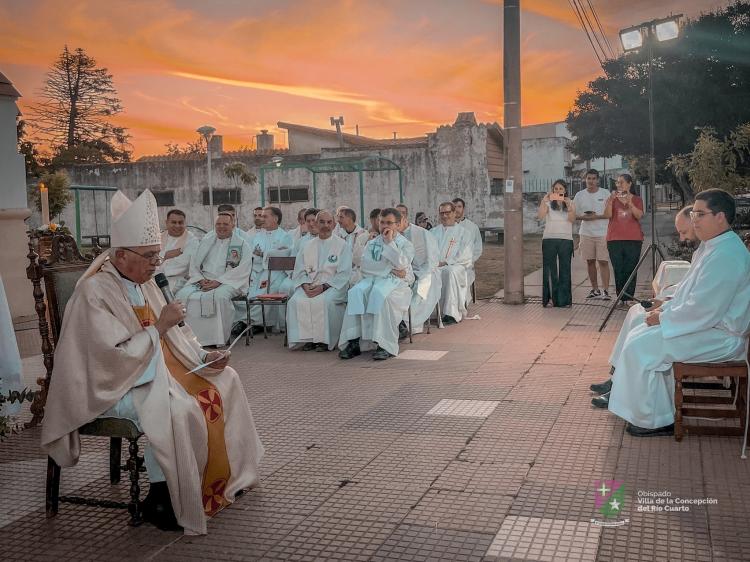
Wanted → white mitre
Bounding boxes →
[110,190,161,247]
[78,190,162,285]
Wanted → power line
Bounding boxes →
[586,0,616,58]
[568,0,604,68]
[575,0,610,62]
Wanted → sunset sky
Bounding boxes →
[0,0,730,157]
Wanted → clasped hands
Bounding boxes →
[197,279,221,291]
[302,283,329,297]
[645,309,662,326]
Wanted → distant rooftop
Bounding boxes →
[278,121,428,147]
[0,71,21,98]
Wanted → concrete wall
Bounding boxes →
[288,129,345,155]
[0,93,34,317]
[522,137,572,180]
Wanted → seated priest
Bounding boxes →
[292,207,319,257]
[159,209,198,293]
[176,212,253,346]
[430,202,473,325]
[217,204,254,245]
[246,206,293,332]
[288,207,308,242]
[287,210,353,351]
[335,206,369,287]
[339,208,415,361]
[607,189,750,437]
[396,204,441,334]
[591,206,696,407]
[41,190,263,535]
[245,206,264,239]
[453,197,483,303]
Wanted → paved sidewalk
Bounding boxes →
[2,244,748,561]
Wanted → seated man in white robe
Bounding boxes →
[176,213,252,347]
[217,204,254,245]
[245,206,264,239]
[607,189,750,437]
[159,209,198,293]
[336,206,369,287]
[293,207,319,257]
[246,206,293,332]
[368,208,382,239]
[288,207,308,242]
[591,207,696,407]
[453,197,483,303]
[287,210,352,351]
[431,202,473,325]
[339,208,415,361]
[41,190,263,535]
[396,204,441,335]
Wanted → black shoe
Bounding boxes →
[626,423,674,437]
[141,482,182,532]
[230,321,247,340]
[590,379,612,394]
[372,346,394,361]
[302,342,316,351]
[338,339,361,360]
[398,321,409,340]
[251,325,266,335]
[441,315,458,326]
[314,342,329,352]
[591,392,610,409]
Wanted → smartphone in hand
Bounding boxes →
[550,193,564,202]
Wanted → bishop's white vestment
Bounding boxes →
[608,231,750,429]
[287,236,352,349]
[246,227,294,330]
[431,224,473,322]
[402,223,441,333]
[339,234,415,356]
[159,230,198,293]
[41,260,263,535]
[176,231,252,346]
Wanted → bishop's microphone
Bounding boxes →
[154,273,185,327]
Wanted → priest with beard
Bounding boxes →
[430,202,473,325]
[176,213,253,346]
[606,189,750,438]
[335,206,369,287]
[287,210,352,351]
[41,190,263,535]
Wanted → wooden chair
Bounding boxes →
[673,233,750,448]
[246,256,296,345]
[26,232,145,526]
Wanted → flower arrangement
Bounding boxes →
[35,221,72,237]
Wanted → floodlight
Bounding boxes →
[196,125,216,139]
[271,156,283,168]
[655,19,680,42]
[619,28,643,51]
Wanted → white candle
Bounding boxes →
[40,183,50,226]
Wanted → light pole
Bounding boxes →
[599,14,682,331]
[197,125,216,225]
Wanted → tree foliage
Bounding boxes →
[29,46,131,165]
[566,1,750,197]
[224,162,257,187]
[163,137,206,158]
[668,123,750,194]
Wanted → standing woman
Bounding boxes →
[537,180,576,307]
[604,173,644,302]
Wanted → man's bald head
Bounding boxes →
[675,206,696,243]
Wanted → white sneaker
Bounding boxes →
[586,289,602,299]
[600,290,612,300]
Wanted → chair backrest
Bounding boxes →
[26,232,99,427]
[265,256,296,293]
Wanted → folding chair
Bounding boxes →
[247,256,296,346]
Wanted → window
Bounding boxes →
[152,191,175,207]
[490,178,505,196]
[268,185,310,204]
[203,189,241,205]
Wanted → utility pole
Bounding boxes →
[503,0,524,304]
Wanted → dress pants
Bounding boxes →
[607,240,643,301]
[541,238,573,307]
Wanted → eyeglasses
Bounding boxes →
[122,247,163,264]
[689,210,715,220]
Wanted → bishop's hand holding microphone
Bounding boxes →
[154,273,186,335]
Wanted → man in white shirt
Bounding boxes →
[159,209,198,293]
[176,212,253,346]
[336,206,369,287]
[287,211,353,351]
[591,206,697,407]
[396,204,441,334]
[245,206,264,239]
[431,202,473,325]
[606,189,750,437]
[573,169,612,300]
[246,207,294,332]
[217,204,254,245]
[339,208,415,360]
[287,208,308,242]
[452,198,482,305]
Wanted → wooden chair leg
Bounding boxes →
[110,437,122,484]
[471,281,476,304]
[46,456,61,518]
[127,438,143,526]
[674,373,685,442]
[283,305,288,347]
